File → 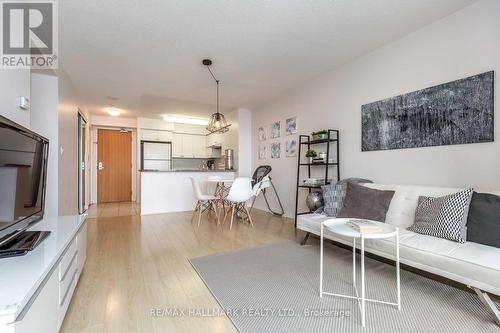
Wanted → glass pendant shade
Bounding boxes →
[206,112,229,133]
[203,59,231,134]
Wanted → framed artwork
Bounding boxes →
[285,139,297,157]
[258,145,266,159]
[270,121,281,138]
[362,71,494,151]
[270,142,281,159]
[285,117,297,135]
[258,126,267,141]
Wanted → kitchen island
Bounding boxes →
[140,170,236,215]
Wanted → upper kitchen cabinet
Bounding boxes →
[172,133,207,158]
[172,133,182,157]
[192,135,207,158]
[141,129,173,142]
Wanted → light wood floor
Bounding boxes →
[60,203,300,333]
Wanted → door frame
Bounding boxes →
[90,126,137,204]
[77,111,90,213]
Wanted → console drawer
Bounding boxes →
[59,239,77,282]
[59,254,77,306]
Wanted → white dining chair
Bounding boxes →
[223,177,255,230]
[190,177,220,226]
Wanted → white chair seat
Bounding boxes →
[198,194,218,201]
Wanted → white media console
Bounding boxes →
[0,215,87,333]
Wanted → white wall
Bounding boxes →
[237,108,252,177]
[57,67,89,215]
[90,115,137,128]
[0,70,30,127]
[30,73,59,218]
[252,0,500,217]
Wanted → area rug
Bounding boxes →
[190,240,500,333]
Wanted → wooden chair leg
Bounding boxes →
[211,200,220,225]
[191,201,200,223]
[198,201,203,227]
[223,203,230,225]
[244,205,254,227]
[229,204,235,230]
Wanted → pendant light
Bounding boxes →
[203,59,230,133]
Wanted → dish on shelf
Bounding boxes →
[303,178,332,187]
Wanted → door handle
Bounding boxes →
[98,162,104,170]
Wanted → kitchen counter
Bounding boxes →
[140,170,236,215]
[140,169,236,172]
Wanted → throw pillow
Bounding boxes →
[321,183,347,217]
[336,182,395,222]
[466,192,500,248]
[408,189,473,243]
[320,178,373,217]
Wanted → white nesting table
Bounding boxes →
[320,218,401,327]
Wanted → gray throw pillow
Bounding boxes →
[320,178,373,217]
[467,192,500,248]
[336,182,395,222]
[408,189,473,243]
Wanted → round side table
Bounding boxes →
[320,218,401,327]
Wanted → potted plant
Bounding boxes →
[312,130,328,140]
[305,149,317,164]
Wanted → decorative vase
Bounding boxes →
[307,157,313,164]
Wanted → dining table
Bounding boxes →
[207,178,234,214]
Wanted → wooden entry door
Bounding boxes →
[97,129,132,203]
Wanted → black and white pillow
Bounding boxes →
[408,188,473,243]
[320,183,347,217]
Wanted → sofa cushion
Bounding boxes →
[336,182,395,222]
[408,189,473,243]
[467,192,500,248]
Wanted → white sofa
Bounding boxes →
[297,183,500,325]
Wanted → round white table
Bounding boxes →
[320,218,401,327]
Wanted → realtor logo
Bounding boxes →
[1,0,58,69]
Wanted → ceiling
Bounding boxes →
[59,0,477,119]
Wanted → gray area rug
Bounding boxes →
[190,240,500,333]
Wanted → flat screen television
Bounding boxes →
[0,116,49,246]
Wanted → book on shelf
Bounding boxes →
[347,219,382,233]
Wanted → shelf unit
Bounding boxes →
[294,129,340,227]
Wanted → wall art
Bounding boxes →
[362,71,494,151]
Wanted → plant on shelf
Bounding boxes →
[305,149,317,164]
[312,130,328,140]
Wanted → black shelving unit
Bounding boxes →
[294,129,340,227]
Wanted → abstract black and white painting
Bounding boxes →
[362,71,494,152]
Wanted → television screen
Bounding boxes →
[0,116,48,242]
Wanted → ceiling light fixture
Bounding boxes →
[203,59,230,134]
[162,114,209,126]
[106,107,121,117]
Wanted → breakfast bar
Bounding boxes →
[140,170,236,215]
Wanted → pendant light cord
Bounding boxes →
[206,65,220,114]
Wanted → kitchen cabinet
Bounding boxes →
[141,129,172,142]
[181,134,193,157]
[172,133,182,157]
[172,133,207,158]
[192,135,207,158]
